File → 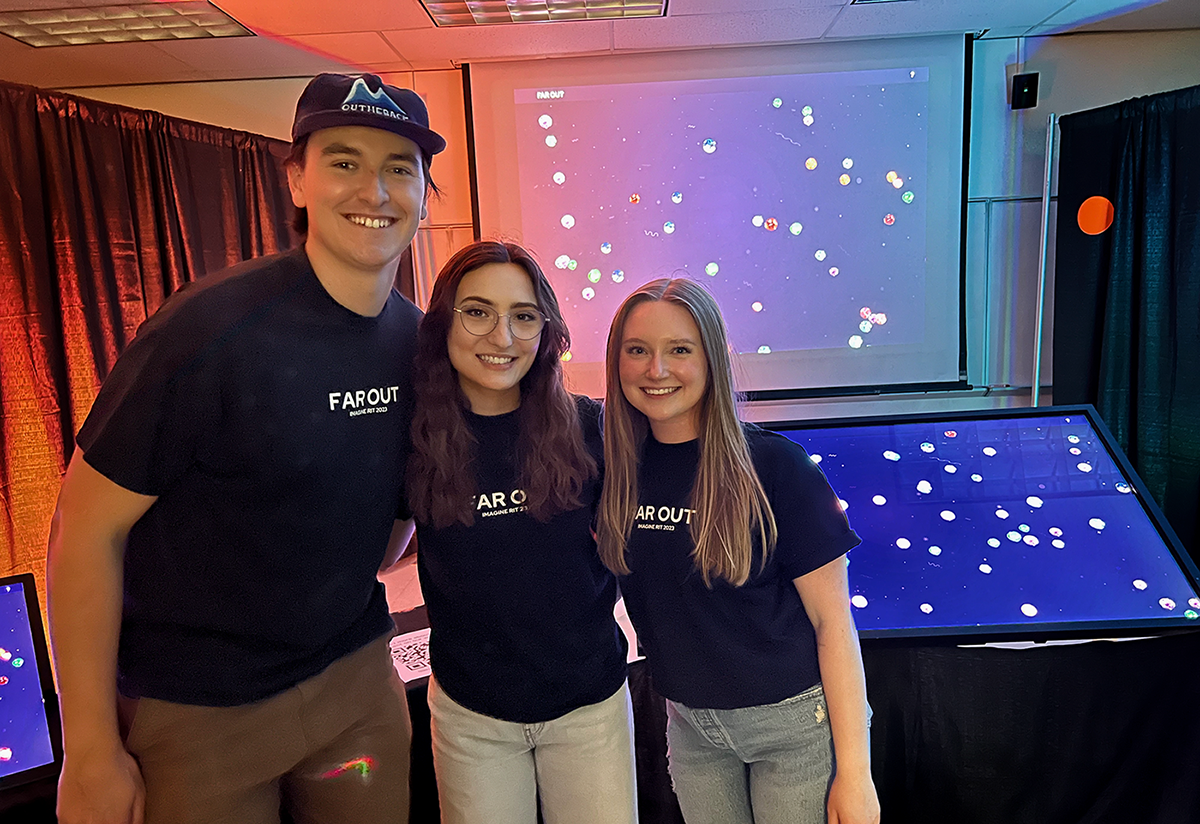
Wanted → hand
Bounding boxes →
[827,771,880,824]
[56,743,145,824]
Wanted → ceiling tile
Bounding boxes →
[160,31,405,78]
[285,31,411,69]
[0,38,205,86]
[214,0,433,36]
[612,7,842,50]
[822,0,1075,39]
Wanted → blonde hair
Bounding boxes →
[597,278,778,586]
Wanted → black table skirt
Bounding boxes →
[6,618,1199,824]
[399,610,1200,824]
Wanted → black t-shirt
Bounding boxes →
[618,426,861,710]
[413,397,628,723]
[77,247,421,706]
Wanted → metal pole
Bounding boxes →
[1031,112,1057,407]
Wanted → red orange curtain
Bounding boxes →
[0,80,296,606]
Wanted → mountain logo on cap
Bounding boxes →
[340,77,410,123]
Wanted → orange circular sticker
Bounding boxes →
[1077,196,1114,235]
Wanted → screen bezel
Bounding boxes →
[0,572,63,790]
[763,404,1200,643]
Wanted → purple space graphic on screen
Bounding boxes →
[777,414,1200,635]
[513,68,929,364]
[0,583,54,779]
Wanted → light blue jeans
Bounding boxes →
[666,683,837,824]
[428,676,639,824]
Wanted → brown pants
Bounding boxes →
[118,636,412,824]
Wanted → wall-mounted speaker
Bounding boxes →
[1011,72,1039,110]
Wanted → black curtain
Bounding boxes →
[0,80,295,590]
[863,632,1200,824]
[1053,84,1200,567]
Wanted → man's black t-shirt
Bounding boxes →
[78,247,421,706]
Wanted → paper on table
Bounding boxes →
[389,627,431,683]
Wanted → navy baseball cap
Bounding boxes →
[292,73,447,158]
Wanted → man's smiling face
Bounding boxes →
[288,125,428,278]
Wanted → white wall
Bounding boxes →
[62,29,1200,422]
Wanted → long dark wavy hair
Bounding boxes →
[406,240,597,528]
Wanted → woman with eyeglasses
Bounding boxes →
[597,278,879,824]
[403,240,636,824]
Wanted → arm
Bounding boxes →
[379,518,416,573]
[47,451,157,824]
[794,556,880,824]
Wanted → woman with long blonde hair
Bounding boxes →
[598,278,879,824]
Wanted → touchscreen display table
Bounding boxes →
[769,406,1200,640]
[0,574,60,790]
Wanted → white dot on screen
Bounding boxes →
[851,595,868,608]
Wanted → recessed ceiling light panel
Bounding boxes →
[422,0,665,27]
[0,2,251,47]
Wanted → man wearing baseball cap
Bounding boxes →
[47,73,444,824]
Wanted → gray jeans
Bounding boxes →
[666,683,839,824]
[427,676,639,824]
